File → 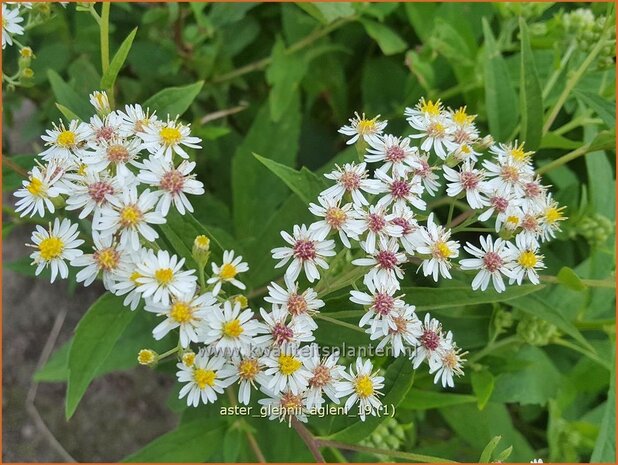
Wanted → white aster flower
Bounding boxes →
[176,351,234,407]
[350,274,406,331]
[28,218,84,283]
[145,290,215,348]
[95,187,166,251]
[89,90,111,115]
[447,106,480,147]
[258,388,309,425]
[536,193,567,242]
[322,162,382,206]
[253,305,315,348]
[265,274,324,324]
[390,204,423,255]
[460,235,514,293]
[429,331,466,388]
[139,118,202,161]
[71,233,127,289]
[365,134,419,177]
[40,120,91,162]
[483,154,533,198]
[206,250,249,296]
[489,140,535,168]
[134,249,197,305]
[415,213,460,281]
[224,355,268,405]
[354,204,403,254]
[407,101,458,159]
[201,300,261,353]
[262,346,312,395]
[271,224,335,283]
[338,112,387,145]
[14,163,63,217]
[116,104,158,138]
[442,160,489,209]
[303,346,345,410]
[412,152,441,196]
[337,357,384,421]
[519,176,548,211]
[85,136,142,180]
[369,304,422,357]
[111,248,150,311]
[84,112,124,145]
[60,170,121,220]
[352,237,407,289]
[374,169,426,211]
[478,190,520,231]
[410,313,444,369]
[506,235,545,285]
[2,4,24,49]
[308,196,363,248]
[137,157,205,216]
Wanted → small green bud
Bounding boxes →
[192,234,211,267]
[516,313,559,346]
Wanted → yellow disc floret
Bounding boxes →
[219,263,238,280]
[238,359,260,380]
[193,368,216,389]
[26,177,44,197]
[155,267,174,285]
[159,126,182,146]
[138,349,157,366]
[56,130,76,148]
[278,355,302,375]
[119,205,142,227]
[222,319,244,338]
[170,301,193,323]
[518,251,538,269]
[354,375,374,398]
[38,236,64,261]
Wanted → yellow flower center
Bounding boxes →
[56,130,76,148]
[155,268,174,285]
[238,359,260,380]
[129,271,142,284]
[222,319,244,338]
[96,248,120,271]
[194,235,210,250]
[138,349,156,365]
[325,207,347,229]
[77,163,88,176]
[193,368,216,389]
[170,301,193,323]
[219,263,238,280]
[354,375,374,398]
[518,251,538,269]
[510,143,531,162]
[544,207,565,224]
[26,177,44,197]
[428,122,445,137]
[119,205,142,227]
[38,237,64,261]
[278,355,302,376]
[233,295,248,309]
[506,215,520,227]
[452,106,475,125]
[182,352,196,367]
[159,126,182,145]
[357,118,378,135]
[420,98,442,116]
[434,241,453,259]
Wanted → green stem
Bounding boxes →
[316,439,458,463]
[536,141,596,175]
[198,265,207,291]
[211,16,356,83]
[539,274,616,289]
[469,335,519,363]
[542,40,577,100]
[446,200,456,228]
[575,319,616,331]
[543,9,614,134]
[99,2,114,107]
[314,314,365,333]
[552,338,612,369]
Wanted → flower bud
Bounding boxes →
[232,294,249,309]
[516,313,559,346]
[182,351,196,367]
[192,234,211,267]
[138,349,158,367]
[89,91,111,115]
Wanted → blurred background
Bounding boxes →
[3,2,615,462]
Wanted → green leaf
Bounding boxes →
[479,436,502,463]
[253,153,327,205]
[65,293,137,419]
[325,358,414,442]
[471,369,495,410]
[519,18,543,150]
[297,3,355,24]
[47,69,92,121]
[3,154,34,192]
[482,19,518,142]
[101,27,137,90]
[55,103,81,122]
[557,266,587,291]
[588,129,616,153]
[590,351,616,462]
[123,415,226,462]
[266,40,308,122]
[223,427,242,462]
[491,345,562,406]
[143,81,204,118]
[399,389,476,410]
[574,89,616,128]
[540,133,581,150]
[231,96,301,244]
[34,341,70,382]
[360,19,407,55]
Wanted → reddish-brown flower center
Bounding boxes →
[340,171,361,191]
[96,126,115,141]
[524,181,542,198]
[160,170,185,194]
[420,329,440,350]
[325,207,347,229]
[88,181,115,204]
[390,180,410,199]
[107,144,130,164]
[272,322,294,345]
[386,145,405,163]
[500,165,520,183]
[521,214,538,232]
[482,251,503,273]
[373,292,394,315]
[490,195,509,213]
[309,365,332,388]
[287,293,308,316]
[367,213,386,232]
[389,315,408,334]
[293,239,316,261]
[376,250,398,270]
[460,171,479,190]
